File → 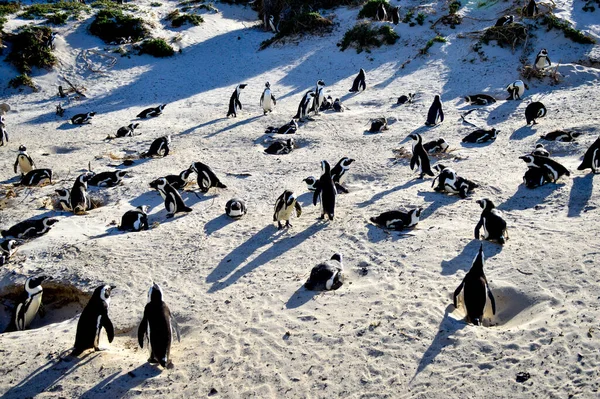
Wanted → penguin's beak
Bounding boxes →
[476,200,483,206]
[110,285,117,290]
[518,156,526,160]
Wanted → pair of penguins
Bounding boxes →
[70,104,165,125]
[13,146,56,187]
[226,82,277,117]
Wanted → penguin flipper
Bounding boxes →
[13,159,17,174]
[313,187,322,206]
[294,201,302,218]
[138,311,148,348]
[410,155,416,171]
[272,95,277,105]
[102,314,115,343]
[453,280,465,309]
[236,99,242,110]
[474,219,483,239]
[439,109,444,123]
[487,285,496,315]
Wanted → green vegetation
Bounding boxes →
[46,12,68,25]
[150,1,162,6]
[449,0,461,15]
[403,10,413,24]
[480,23,528,48]
[259,11,333,50]
[6,25,57,73]
[0,1,20,32]
[541,14,596,44]
[91,0,138,12]
[339,22,398,53]
[139,38,175,57]
[89,8,149,43]
[8,74,38,91]
[166,10,203,27]
[420,35,446,54]
[357,0,392,19]
[416,12,425,25]
[20,1,89,21]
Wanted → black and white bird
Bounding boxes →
[268,15,278,33]
[141,135,171,158]
[189,162,227,192]
[423,138,449,153]
[149,178,192,218]
[119,205,149,232]
[577,136,600,174]
[165,168,194,191]
[116,123,140,137]
[369,117,388,133]
[137,104,166,118]
[534,48,551,69]
[506,80,527,100]
[294,91,315,121]
[432,164,478,198]
[304,253,344,291]
[14,145,35,176]
[531,143,550,157]
[519,154,570,183]
[464,94,496,106]
[273,190,302,229]
[303,176,318,192]
[319,95,334,112]
[391,6,400,24]
[397,93,414,104]
[0,239,22,260]
[70,172,93,214]
[474,198,508,244]
[524,0,538,16]
[2,217,58,239]
[331,157,355,193]
[225,198,247,219]
[408,133,435,178]
[311,80,326,114]
[523,166,549,188]
[55,188,72,211]
[313,160,337,221]
[376,3,387,21]
[71,112,95,125]
[18,169,53,187]
[88,170,128,187]
[540,130,580,142]
[370,208,422,231]
[495,15,514,26]
[332,98,346,112]
[70,285,115,357]
[265,119,298,135]
[260,82,277,115]
[9,276,49,331]
[453,244,496,326]
[265,138,295,155]
[0,115,7,146]
[425,95,444,126]
[227,84,247,118]
[525,102,547,125]
[462,128,499,143]
[349,69,366,92]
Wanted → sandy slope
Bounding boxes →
[0,0,599,398]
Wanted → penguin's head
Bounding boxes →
[149,177,167,191]
[287,138,295,148]
[519,155,535,165]
[476,198,495,210]
[43,218,59,227]
[159,104,167,110]
[408,133,421,143]
[359,68,365,75]
[320,160,331,174]
[181,168,194,181]
[535,144,545,149]
[148,282,163,303]
[18,145,26,152]
[165,135,172,144]
[239,84,247,90]
[413,208,423,218]
[570,132,582,139]
[464,96,471,103]
[303,176,317,190]
[433,163,446,173]
[55,188,69,198]
[265,82,270,89]
[471,244,485,270]
[317,79,325,87]
[330,253,343,264]
[338,157,355,169]
[88,112,96,117]
[137,205,150,214]
[130,123,140,129]
[98,284,115,302]
[3,239,23,252]
[283,190,296,206]
[116,171,128,179]
[437,138,449,151]
[290,119,298,128]
[434,94,441,102]
[539,48,548,56]
[77,172,94,184]
[25,275,49,293]
[507,15,514,22]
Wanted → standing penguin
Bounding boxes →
[227,84,247,118]
[189,162,227,192]
[141,135,171,158]
[138,283,181,368]
[331,157,355,193]
[313,160,337,221]
[14,145,35,175]
[0,115,7,146]
[495,15,514,26]
[349,69,366,92]
[578,136,600,174]
[9,276,49,332]
[523,0,538,17]
[294,91,315,121]
[408,133,435,178]
[535,49,551,69]
[525,102,547,125]
[149,178,192,218]
[273,190,302,229]
[376,3,387,21]
[453,244,496,326]
[137,104,166,118]
[311,80,326,114]
[506,80,527,100]
[70,172,93,214]
[119,205,149,232]
[304,253,344,291]
[425,95,444,126]
[260,82,277,115]
[70,285,115,357]
[391,6,400,24]
[474,198,508,244]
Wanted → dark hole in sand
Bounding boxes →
[0,281,90,333]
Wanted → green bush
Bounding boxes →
[339,22,398,53]
[8,73,38,91]
[20,2,88,20]
[5,25,57,73]
[259,11,333,50]
[46,12,68,25]
[416,12,425,25]
[90,9,149,43]
[449,0,461,15]
[357,0,392,19]
[150,1,162,6]
[541,14,596,44]
[139,38,175,57]
[420,35,446,54]
[91,0,138,12]
[166,10,203,27]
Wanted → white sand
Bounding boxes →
[1,0,599,397]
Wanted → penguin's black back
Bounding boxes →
[144,301,173,365]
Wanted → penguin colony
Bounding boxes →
[0,2,598,377]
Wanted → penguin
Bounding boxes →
[1,217,58,239]
[294,91,315,121]
[149,178,192,218]
[70,172,93,214]
[189,162,227,192]
[369,117,388,133]
[432,165,478,198]
[0,239,22,258]
[17,169,52,187]
[540,130,580,142]
[535,48,551,69]
[495,15,514,26]
[55,188,72,211]
[397,93,414,105]
[119,205,149,232]
[319,95,334,111]
[391,6,400,24]
[577,136,600,174]
[70,285,115,357]
[523,166,549,188]
[88,170,128,187]
[0,115,7,146]
[425,95,444,126]
[265,138,295,155]
[519,155,570,182]
[260,82,277,115]
[138,283,181,368]
[376,3,387,21]
[311,80,326,114]
[303,176,318,192]
[304,253,343,291]
[313,160,337,220]
[423,138,449,153]
[474,198,508,244]
[332,98,346,112]
[265,119,298,134]
[506,80,527,100]
[71,112,96,125]
[349,69,366,92]
[462,128,499,143]
[225,198,247,219]
[408,133,435,178]
[14,145,35,176]
[137,104,166,118]
[370,208,422,231]
[531,143,550,157]
[141,135,171,158]
[523,0,538,17]
[116,123,140,137]
[453,244,496,326]
[525,102,547,125]
[273,190,302,229]
[268,15,278,33]
[227,84,247,118]
[464,94,497,106]
[331,157,355,190]
[165,168,194,190]
[10,276,49,331]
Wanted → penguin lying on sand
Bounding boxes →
[305,253,344,291]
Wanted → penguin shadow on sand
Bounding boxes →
[485,99,522,125]
[285,283,320,309]
[567,174,594,217]
[0,175,21,185]
[56,122,89,131]
[497,183,563,212]
[440,239,502,276]
[204,213,237,236]
[417,190,461,220]
[411,304,466,382]
[202,115,263,139]
[80,363,162,399]
[2,352,99,398]
[176,117,228,137]
[206,222,327,292]
[296,191,314,208]
[365,222,415,243]
[356,179,425,209]
[510,124,540,140]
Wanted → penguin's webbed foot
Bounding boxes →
[148,357,159,364]
[285,221,292,228]
[319,214,325,220]
[277,222,283,230]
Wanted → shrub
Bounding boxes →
[8,74,38,91]
[0,0,20,29]
[357,0,392,19]
[150,1,162,6]
[91,0,138,12]
[541,14,596,44]
[259,11,333,49]
[416,12,425,25]
[20,2,88,20]
[339,22,398,53]
[139,38,175,57]
[90,9,149,43]
[5,25,57,73]
[480,23,528,48]
[166,10,203,27]
[46,12,68,25]
[420,35,446,54]
[449,0,461,15]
